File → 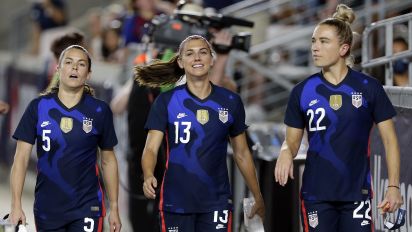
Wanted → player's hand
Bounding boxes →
[143,176,157,199]
[210,29,232,47]
[377,187,403,214]
[108,209,122,232]
[0,100,9,114]
[249,195,265,221]
[9,207,26,226]
[274,150,294,186]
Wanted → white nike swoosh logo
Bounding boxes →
[309,99,319,106]
[361,220,370,226]
[41,121,51,127]
[177,113,187,119]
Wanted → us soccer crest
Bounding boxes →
[83,118,93,133]
[60,117,73,133]
[196,109,209,125]
[329,94,342,110]
[218,108,228,123]
[352,93,362,108]
[308,211,319,228]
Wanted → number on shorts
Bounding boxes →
[353,200,371,220]
[84,217,94,232]
[213,210,229,223]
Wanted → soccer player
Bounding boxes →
[274,4,403,232]
[9,45,122,232]
[135,35,265,231]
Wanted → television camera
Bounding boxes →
[146,3,254,52]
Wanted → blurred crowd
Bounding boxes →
[22,0,411,92]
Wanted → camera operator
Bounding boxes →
[208,28,238,92]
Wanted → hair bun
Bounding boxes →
[332,4,355,24]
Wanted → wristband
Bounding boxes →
[388,185,400,189]
[212,43,231,54]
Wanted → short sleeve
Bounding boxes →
[229,95,248,137]
[372,84,396,123]
[13,99,38,144]
[145,93,168,132]
[98,104,118,149]
[284,86,305,129]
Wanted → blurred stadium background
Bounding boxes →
[0,0,411,231]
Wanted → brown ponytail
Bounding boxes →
[134,35,216,88]
[134,55,184,88]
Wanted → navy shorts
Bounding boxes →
[301,200,373,232]
[159,209,232,232]
[35,216,103,232]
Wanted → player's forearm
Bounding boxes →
[102,152,120,209]
[10,142,31,209]
[384,136,400,186]
[282,127,304,158]
[10,159,28,209]
[234,151,262,200]
[280,141,299,159]
[142,150,157,180]
[379,120,401,186]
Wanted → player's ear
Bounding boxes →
[339,44,350,57]
[210,55,215,67]
[86,71,92,81]
[177,57,184,69]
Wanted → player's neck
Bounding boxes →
[322,63,349,85]
[58,88,84,109]
[187,79,212,100]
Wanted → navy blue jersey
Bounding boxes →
[13,93,117,220]
[145,83,247,213]
[285,68,395,201]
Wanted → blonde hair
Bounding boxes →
[134,35,215,88]
[41,45,95,96]
[320,4,356,66]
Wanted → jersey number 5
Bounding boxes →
[174,121,191,144]
[42,130,51,151]
[307,108,326,131]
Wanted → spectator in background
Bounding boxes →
[0,100,9,114]
[393,37,409,86]
[121,0,160,46]
[87,4,125,61]
[101,24,124,63]
[87,8,104,59]
[30,0,67,55]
